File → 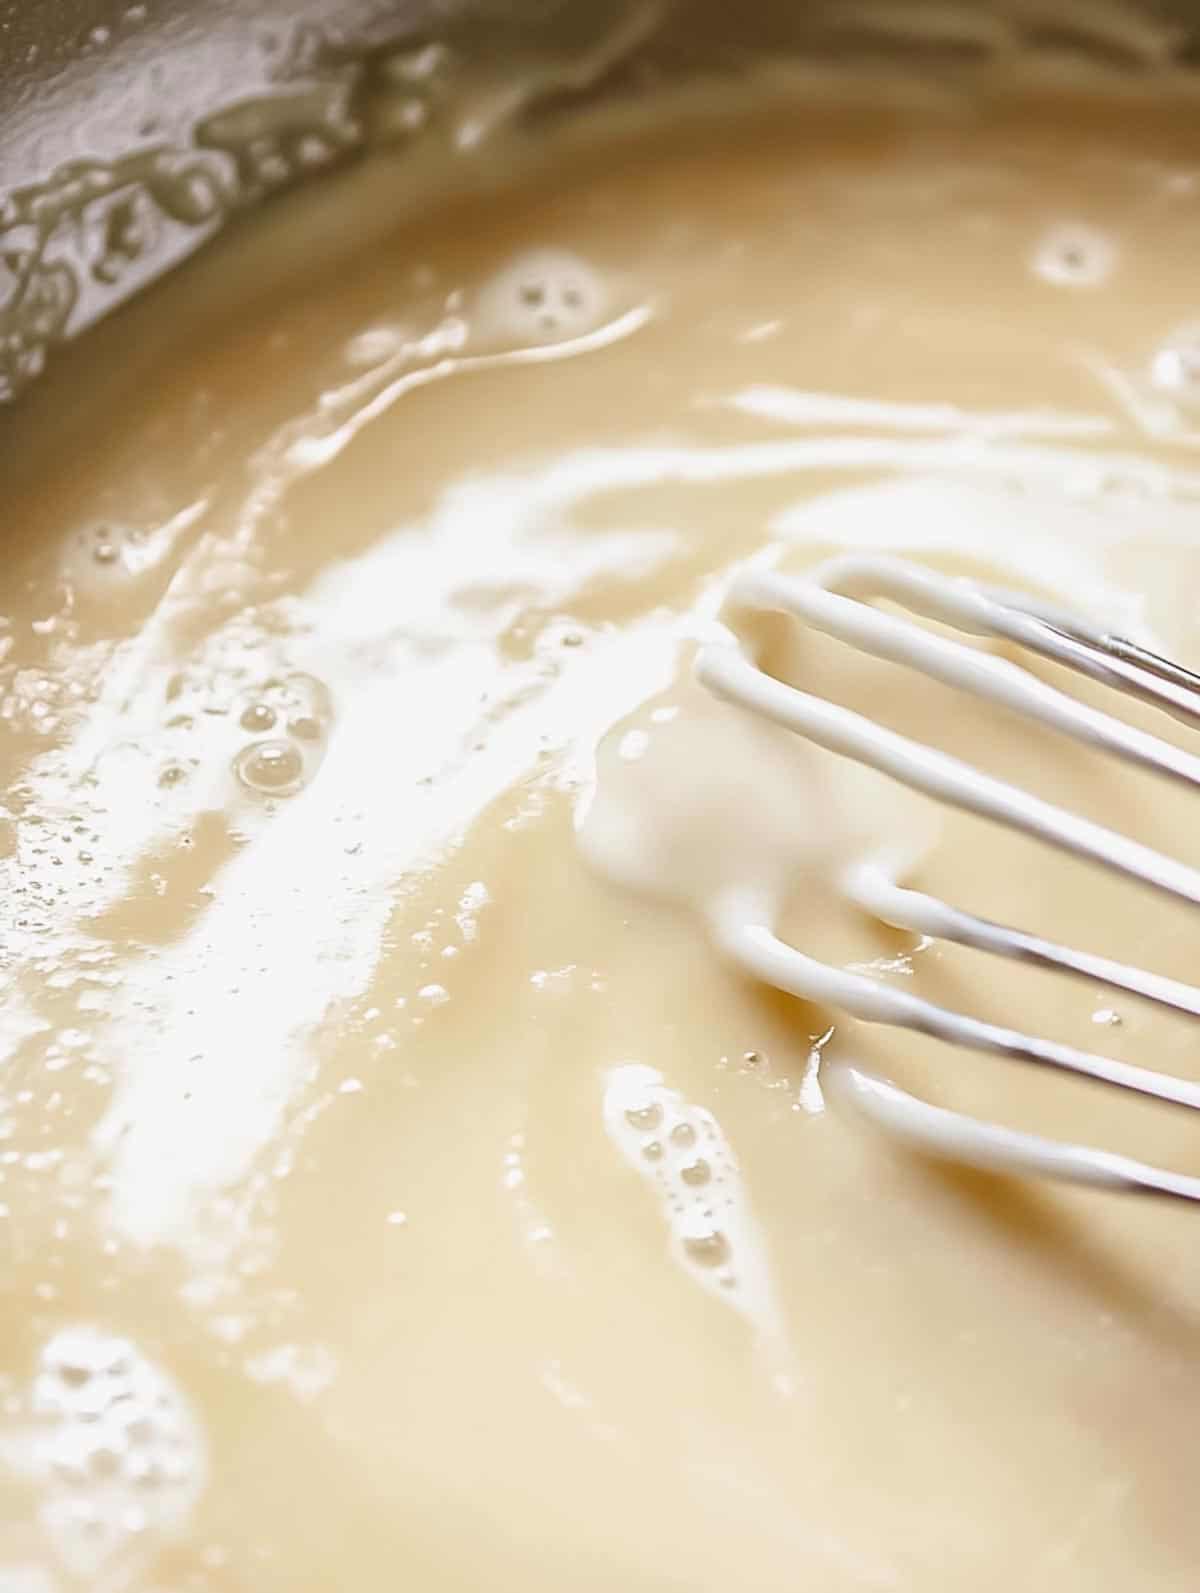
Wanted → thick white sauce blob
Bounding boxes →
[577,661,866,928]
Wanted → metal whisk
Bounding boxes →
[696,554,1200,1204]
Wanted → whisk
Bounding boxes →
[696,554,1200,1204]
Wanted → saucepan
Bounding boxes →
[5,0,1200,414]
[2,1,1199,1588]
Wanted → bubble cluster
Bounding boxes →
[1030,222,1116,288]
[602,1064,784,1343]
[61,522,168,605]
[473,249,610,347]
[231,673,332,801]
[0,669,76,738]
[16,1326,206,1580]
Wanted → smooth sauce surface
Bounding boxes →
[5,69,1200,1592]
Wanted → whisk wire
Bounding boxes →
[699,556,1200,1204]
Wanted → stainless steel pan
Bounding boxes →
[4,0,1200,407]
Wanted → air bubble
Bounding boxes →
[642,1140,663,1162]
[1031,222,1116,288]
[669,1122,696,1148]
[680,1217,728,1267]
[51,1451,88,1486]
[624,1101,662,1132]
[234,740,305,796]
[89,1443,122,1478]
[680,1156,711,1187]
[289,714,322,741]
[239,702,277,733]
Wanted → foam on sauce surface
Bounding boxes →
[4,68,1200,1591]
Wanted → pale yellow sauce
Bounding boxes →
[4,67,1200,1592]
